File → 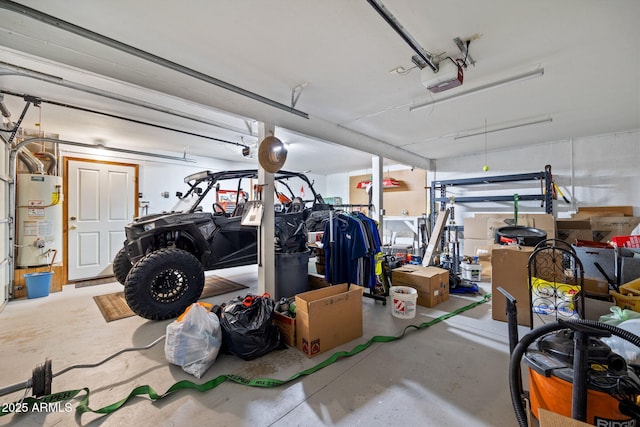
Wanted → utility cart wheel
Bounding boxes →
[124,248,204,320]
[113,247,133,285]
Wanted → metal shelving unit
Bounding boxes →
[428,170,553,276]
[430,171,553,225]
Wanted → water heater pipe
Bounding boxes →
[17,149,45,174]
[36,151,57,175]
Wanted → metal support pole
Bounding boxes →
[371,155,383,232]
[257,122,276,296]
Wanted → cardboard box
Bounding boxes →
[556,213,640,243]
[462,217,488,240]
[479,258,492,281]
[273,311,296,347]
[462,237,493,257]
[571,205,634,219]
[391,265,449,307]
[583,277,610,298]
[307,273,329,290]
[584,296,614,321]
[463,213,556,244]
[295,284,363,358]
[556,219,593,243]
[538,408,592,427]
[590,216,640,242]
[491,246,534,326]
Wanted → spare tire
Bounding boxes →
[113,247,132,285]
[495,226,547,246]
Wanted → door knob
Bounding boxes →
[70,225,77,230]
[70,216,77,221]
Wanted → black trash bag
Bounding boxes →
[306,209,331,232]
[275,211,308,253]
[220,294,281,361]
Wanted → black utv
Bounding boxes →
[113,169,330,320]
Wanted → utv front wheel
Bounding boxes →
[113,247,132,285]
[124,248,204,320]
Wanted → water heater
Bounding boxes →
[16,173,63,268]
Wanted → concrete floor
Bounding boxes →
[0,265,527,426]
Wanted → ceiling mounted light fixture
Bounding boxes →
[410,68,544,112]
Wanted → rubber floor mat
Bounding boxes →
[93,276,249,322]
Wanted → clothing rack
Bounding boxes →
[333,203,373,212]
[322,210,387,304]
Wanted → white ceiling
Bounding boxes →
[0,0,638,174]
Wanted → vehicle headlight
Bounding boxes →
[143,222,156,232]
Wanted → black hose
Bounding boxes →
[0,336,166,398]
[509,319,640,427]
[53,335,166,378]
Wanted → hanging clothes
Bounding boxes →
[354,212,382,289]
[322,213,367,285]
[322,211,382,289]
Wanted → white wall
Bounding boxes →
[59,145,330,217]
[325,172,350,204]
[432,130,640,224]
[301,172,327,202]
[140,158,238,214]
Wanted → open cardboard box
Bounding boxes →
[295,284,363,358]
[273,311,296,347]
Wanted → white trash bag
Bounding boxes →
[165,303,222,378]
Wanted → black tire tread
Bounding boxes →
[124,248,204,320]
[113,247,132,285]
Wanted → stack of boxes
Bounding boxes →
[460,207,640,326]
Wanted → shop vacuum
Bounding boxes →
[501,288,640,426]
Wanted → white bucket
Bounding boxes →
[460,263,482,281]
[390,286,418,319]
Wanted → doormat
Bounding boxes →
[93,276,249,322]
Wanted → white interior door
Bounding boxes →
[67,160,136,281]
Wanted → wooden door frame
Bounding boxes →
[63,157,139,283]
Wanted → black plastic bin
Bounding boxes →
[275,252,310,300]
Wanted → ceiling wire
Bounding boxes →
[390,65,419,76]
[0,90,250,149]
